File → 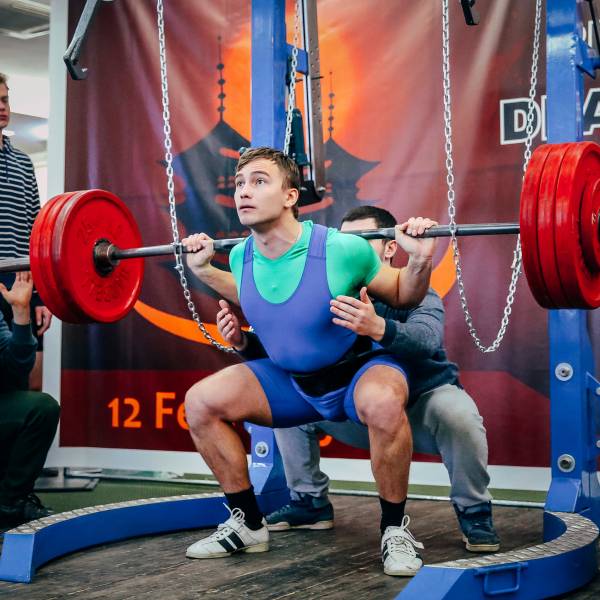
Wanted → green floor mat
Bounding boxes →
[34,476,546,515]
[35,480,218,514]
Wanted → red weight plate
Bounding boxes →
[30,193,67,314]
[42,191,93,322]
[555,142,600,308]
[30,192,82,321]
[52,189,144,322]
[536,143,572,307]
[580,178,600,273]
[520,144,556,308]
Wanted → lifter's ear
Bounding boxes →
[284,186,299,208]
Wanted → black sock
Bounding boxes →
[225,486,263,530]
[379,497,407,534]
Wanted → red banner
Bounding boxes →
[62,0,600,466]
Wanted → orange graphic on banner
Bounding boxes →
[430,242,456,298]
[134,299,247,345]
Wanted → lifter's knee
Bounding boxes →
[185,376,228,431]
[355,379,408,434]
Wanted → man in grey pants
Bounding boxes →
[218,205,499,552]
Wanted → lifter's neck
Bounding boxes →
[252,218,303,259]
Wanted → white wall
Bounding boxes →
[43,0,66,465]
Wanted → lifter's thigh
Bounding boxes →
[185,363,273,427]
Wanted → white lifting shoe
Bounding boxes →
[381,515,424,576]
[186,505,269,559]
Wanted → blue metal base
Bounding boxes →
[0,489,289,583]
[397,511,598,599]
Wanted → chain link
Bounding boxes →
[156,0,234,353]
[284,0,302,154]
[441,0,542,352]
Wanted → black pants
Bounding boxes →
[0,391,60,504]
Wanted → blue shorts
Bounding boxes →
[245,356,408,428]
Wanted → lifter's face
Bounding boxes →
[0,84,10,131]
[341,217,397,264]
[234,158,298,228]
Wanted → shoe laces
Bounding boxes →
[462,511,493,532]
[384,515,425,556]
[467,516,490,530]
[206,505,246,541]
[275,504,296,516]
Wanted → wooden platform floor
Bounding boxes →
[0,496,598,599]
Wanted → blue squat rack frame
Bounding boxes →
[1,3,599,598]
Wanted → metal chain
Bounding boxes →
[521,0,543,173]
[441,0,542,353]
[283,0,302,154]
[156,0,234,353]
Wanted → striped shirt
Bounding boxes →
[0,135,40,259]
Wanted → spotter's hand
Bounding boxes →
[330,287,386,341]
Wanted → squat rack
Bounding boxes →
[249,1,600,598]
[402,1,600,598]
[0,3,599,596]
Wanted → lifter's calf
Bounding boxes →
[353,367,423,576]
[184,366,273,557]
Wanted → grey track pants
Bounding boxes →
[273,383,492,509]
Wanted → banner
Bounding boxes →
[61,0,600,470]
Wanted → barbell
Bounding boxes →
[0,141,599,323]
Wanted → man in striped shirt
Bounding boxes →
[0,73,52,390]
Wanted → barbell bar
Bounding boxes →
[0,141,598,323]
[0,223,522,274]
[0,223,520,273]
[94,222,521,271]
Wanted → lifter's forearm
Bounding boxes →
[396,256,432,307]
[191,264,240,305]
